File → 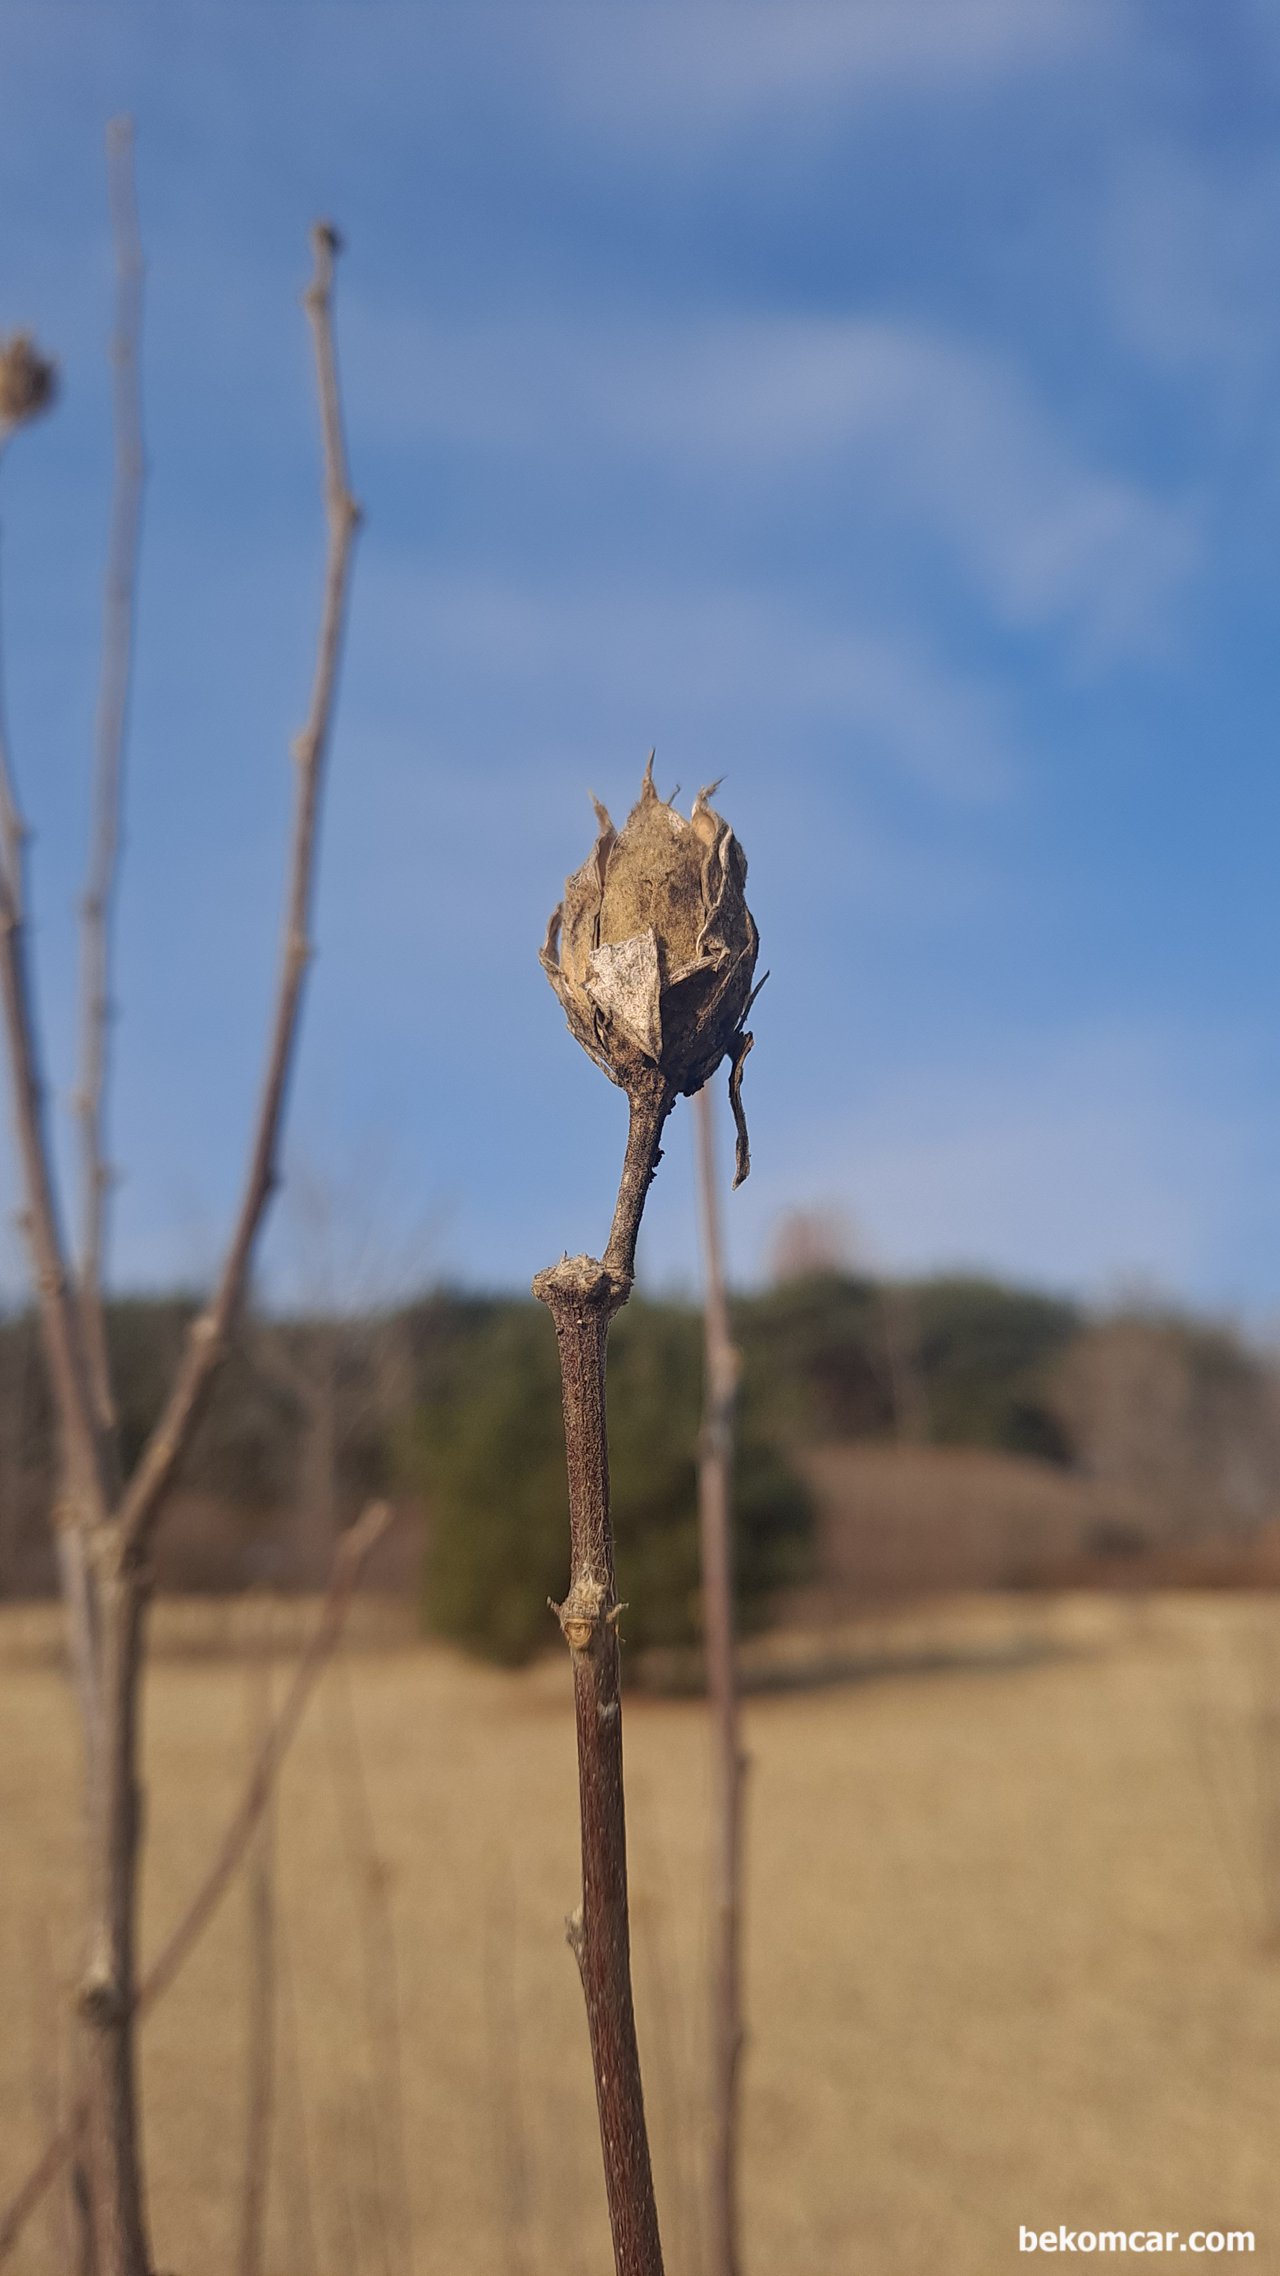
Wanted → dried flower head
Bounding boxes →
[0,334,57,432]
[542,756,764,1182]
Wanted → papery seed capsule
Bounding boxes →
[0,335,57,433]
[541,756,764,1182]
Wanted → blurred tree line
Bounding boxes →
[1,1272,1278,1657]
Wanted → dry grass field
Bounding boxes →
[2,1593,1279,2274]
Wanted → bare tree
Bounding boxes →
[1049,1309,1280,1547]
[0,128,359,2275]
[693,1084,745,2276]
[766,1204,855,1284]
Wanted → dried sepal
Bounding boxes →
[727,1027,755,1189]
[541,756,763,1174]
[0,334,57,433]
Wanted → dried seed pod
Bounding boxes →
[542,756,764,1182]
[0,334,57,432]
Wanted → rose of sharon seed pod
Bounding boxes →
[0,335,56,433]
[542,756,764,1183]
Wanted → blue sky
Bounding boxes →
[2,3,1280,1313]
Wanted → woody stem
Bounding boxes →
[532,1078,673,2276]
[603,1072,673,1286]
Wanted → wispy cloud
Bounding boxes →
[548,0,1111,138]
[600,317,1196,659]
[349,305,1196,663]
[721,1023,1262,1305]
[357,566,1018,806]
[1104,140,1280,413]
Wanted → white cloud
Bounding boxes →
[598,317,1195,657]
[354,562,1019,805]
[548,1,1110,138]
[723,1025,1258,1303]
[349,306,1196,662]
[1104,142,1280,405]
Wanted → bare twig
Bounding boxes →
[237,1601,278,2276]
[0,571,112,1538]
[0,1501,392,2265]
[693,1084,745,2276]
[144,1500,390,2007]
[29,1914,73,2276]
[276,1930,320,2276]
[0,2113,73,2269]
[483,1842,532,2276]
[1254,1612,1280,1950]
[65,235,358,2272]
[0,333,111,2133]
[603,1072,673,1286]
[115,220,360,1557]
[319,2100,364,2276]
[631,1871,704,2276]
[74,116,145,1454]
[0,197,360,2276]
[322,1654,417,2276]
[881,1283,928,1445]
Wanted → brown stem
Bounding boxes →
[0,1502,393,2267]
[77,1546,149,2276]
[534,1095,669,2275]
[693,1084,745,2276]
[322,1654,416,2276]
[115,220,359,1558]
[0,587,112,1538]
[29,1913,71,2276]
[236,1608,276,2276]
[275,1934,320,2276]
[482,1843,531,2276]
[75,116,145,1462]
[0,189,118,2264]
[65,217,361,2276]
[603,1073,672,1286]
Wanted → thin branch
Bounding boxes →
[322,1655,417,2276]
[0,430,113,1818]
[0,563,113,1536]
[693,1084,745,2276]
[74,115,146,1451]
[0,2122,72,2270]
[248,1316,327,1421]
[482,1843,532,2276]
[603,1071,672,1286]
[275,1930,320,2276]
[29,1914,72,2276]
[143,1499,389,2008]
[0,1500,393,2265]
[115,221,360,1556]
[0,578,24,911]
[630,1875,703,2276]
[236,1604,277,2276]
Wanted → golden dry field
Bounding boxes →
[2,1594,1279,2275]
